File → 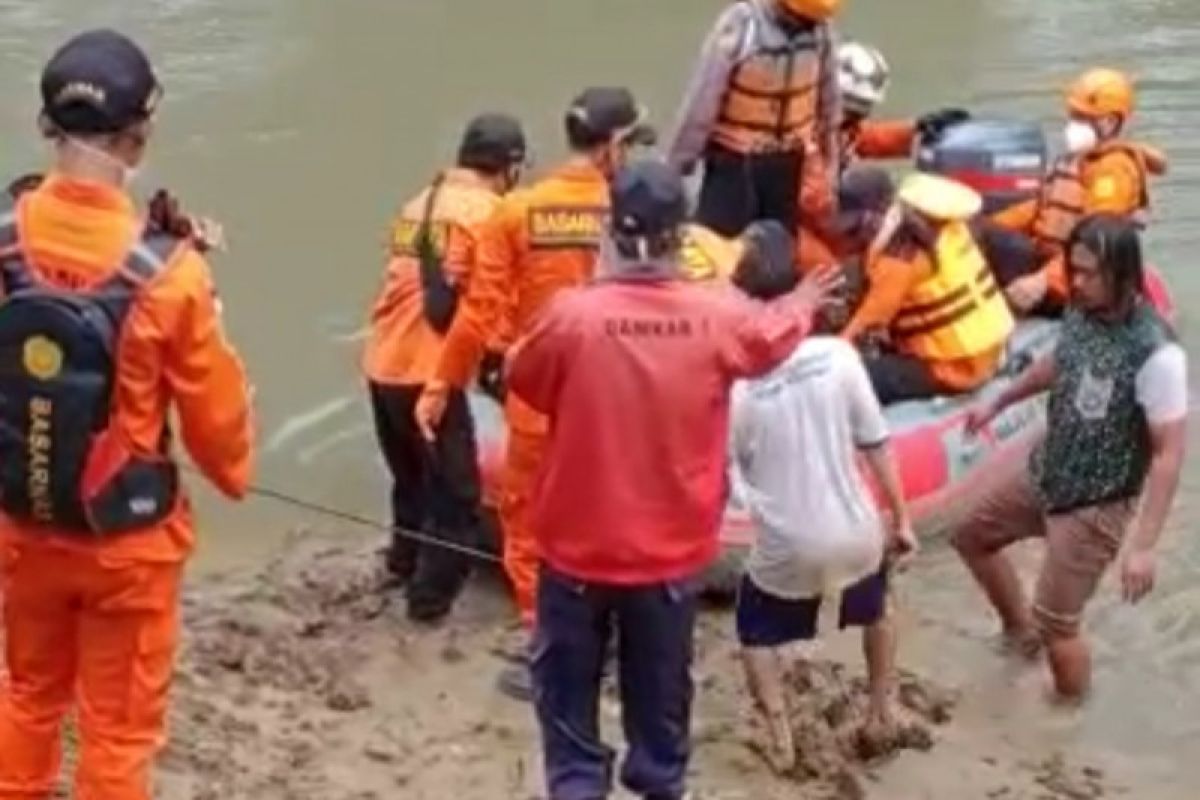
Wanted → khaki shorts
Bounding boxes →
[953,469,1135,639]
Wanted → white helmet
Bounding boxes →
[838,41,890,118]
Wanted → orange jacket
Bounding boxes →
[363,168,501,385]
[992,140,1166,299]
[434,161,608,403]
[843,224,1004,391]
[842,118,917,165]
[0,174,254,562]
[796,225,840,274]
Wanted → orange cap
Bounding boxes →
[1066,67,1134,120]
[779,0,843,21]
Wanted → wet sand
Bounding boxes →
[152,528,1138,800]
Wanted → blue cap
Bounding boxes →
[609,160,686,238]
[41,29,161,134]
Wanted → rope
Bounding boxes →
[181,465,504,564]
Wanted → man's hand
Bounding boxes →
[964,398,1000,437]
[1005,270,1048,313]
[146,189,226,253]
[885,514,918,569]
[793,264,845,314]
[1121,547,1157,604]
[414,381,450,443]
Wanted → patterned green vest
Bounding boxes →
[1032,303,1171,513]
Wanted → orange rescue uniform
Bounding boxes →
[992,140,1166,300]
[843,221,1009,391]
[0,176,253,798]
[843,118,916,164]
[789,119,918,274]
[362,168,502,385]
[433,162,607,624]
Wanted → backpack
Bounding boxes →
[0,194,180,534]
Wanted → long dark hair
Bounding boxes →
[1066,213,1145,310]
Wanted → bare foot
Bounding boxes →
[1044,682,1090,709]
[760,708,795,773]
[858,710,898,759]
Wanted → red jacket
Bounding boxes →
[506,275,814,585]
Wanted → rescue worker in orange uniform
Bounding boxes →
[993,68,1167,314]
[363,114,527,622]
[842,173,1015,403]
[414,87,655,698]
[836,40,970,170]
[666,0,842,244]
[0,30,253,800]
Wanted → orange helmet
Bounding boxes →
[1066,68,1134,120]
[778,0,843,21]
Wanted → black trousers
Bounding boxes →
[863,352,943,405]
[367,381,483,615]
[695,145,803,237]
[970,218,1064,317]
[532,565,698,800]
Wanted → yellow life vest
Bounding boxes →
[1031,140,1151,255]
[712,18,825,154]
[891,220,1014,361]
[679,223,743,282]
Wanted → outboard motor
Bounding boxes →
[915,119,1046,215]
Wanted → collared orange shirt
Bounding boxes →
[363,168,500,385]
[434,160,609,395]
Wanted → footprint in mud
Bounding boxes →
[741,660,959,798]
[1026,753,1111,799]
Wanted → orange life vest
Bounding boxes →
[891,220,1014,362]
[712,20,825,155]
[1031,141,1151,255]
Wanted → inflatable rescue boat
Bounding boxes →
[466,117,1175,592]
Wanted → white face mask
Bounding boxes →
[66,137,142,187]
[1063,120,1099,154]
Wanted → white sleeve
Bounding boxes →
[729,384,758,473]
[1135,343,1189,424]
[843,346,890,447]
[728,384,757,505]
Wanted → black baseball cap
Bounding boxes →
[610,159,686,239]
[566,87,658,148]
[838,166,895,214]
[457,113,528,172]
[41,29,161,135]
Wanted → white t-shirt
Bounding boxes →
[1135,342,1188,423]
[730,337,889,600]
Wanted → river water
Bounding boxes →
[1,0,1197,792]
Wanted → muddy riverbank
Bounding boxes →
[155,529,1140,799]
